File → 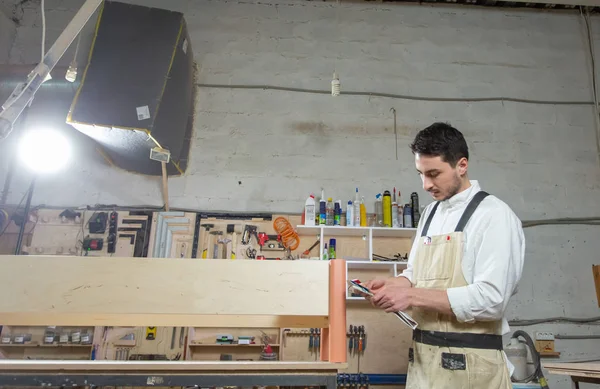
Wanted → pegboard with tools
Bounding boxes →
[21,209,152,257]
[147,211,198,258]
[197,215,303,260]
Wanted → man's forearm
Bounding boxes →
[409,288,454,317]
[393,275,413,288]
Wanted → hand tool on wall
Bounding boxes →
[179,327,185,347]
[242,225,258,245]
[358,326,363,354]
[354,326,359,355]
[145,327,156,340]
[210,230,223,258]
[218,236,231,259]
[282,328,291,347]
[200,224,214,259]
[309,328,314,351]
[360,325,366,352]
[303,239,320,256]
[348,325,354,354]
[170,327,176,349]
[227,224,242,259]
[316,328,320,357]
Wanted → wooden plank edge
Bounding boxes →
[0,313,329,328]
[0,361,348,372]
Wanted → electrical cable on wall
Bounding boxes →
[196,83,594,106]
[580,6,600,167]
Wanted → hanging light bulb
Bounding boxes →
[331,72,340,96]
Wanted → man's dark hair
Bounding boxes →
[410,122,469,167]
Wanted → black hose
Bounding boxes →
[511,330,550,389]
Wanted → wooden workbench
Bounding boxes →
[0,360,346,388]
[544,362,600,388]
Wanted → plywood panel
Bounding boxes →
[0,256,330,326]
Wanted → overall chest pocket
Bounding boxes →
[414,235,463,283]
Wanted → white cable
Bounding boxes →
[41,0,46,62]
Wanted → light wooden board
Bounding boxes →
[544,362,600,379]
[0,256,330,327]
[0,360,346,372]
[594,265,600,308]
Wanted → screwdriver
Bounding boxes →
[348,325,354,353]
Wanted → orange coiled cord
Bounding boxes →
[273,217,300,251]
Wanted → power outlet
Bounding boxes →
[535,331,555,341]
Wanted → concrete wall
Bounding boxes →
[1,0,600,386]
[0,4,15,63]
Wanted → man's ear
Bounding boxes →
[457,157,468,176]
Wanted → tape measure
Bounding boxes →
[145,327,157,340]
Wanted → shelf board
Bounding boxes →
[296,225,417,238]
[371,227,417,238]
[0,343,92,348]
[347,260,408,270]
[189,344,280,347]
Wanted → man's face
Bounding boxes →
[415,153,467,201]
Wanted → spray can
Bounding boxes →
[334,200,342,226]
[329,238,336,259]
[403,203,413,228]
[383,190,392,227]
[410,192,420,228]
[319,199,326,225]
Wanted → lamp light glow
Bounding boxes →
[18,129,71,174]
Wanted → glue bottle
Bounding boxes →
[359,196,367,226]
[347,201,354,227]
[304,194,316,226]
[353,188,361,227]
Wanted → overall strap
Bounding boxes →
[420,202,440,237]
[454,191,489,232]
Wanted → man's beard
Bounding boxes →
[441,174,463,201]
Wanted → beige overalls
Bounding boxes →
[406,191,512,389]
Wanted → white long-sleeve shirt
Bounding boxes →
[399,180,525,335]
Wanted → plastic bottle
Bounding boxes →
[319,198,326,225]
[304,194,316,226]
[383,190,392,227]
[392,202,399,228]
[404,203,413,228]
[353,188,361,227]
[359,196,367,226]
[334,200,342,226]
[322,243,329,260]
[326,198,334,226]
[375,194,383,227]
[329,238,336,259]
[346,201,354,227]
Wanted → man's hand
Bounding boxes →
[371,284,414,313]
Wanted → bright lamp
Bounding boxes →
[18,129,71,173]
